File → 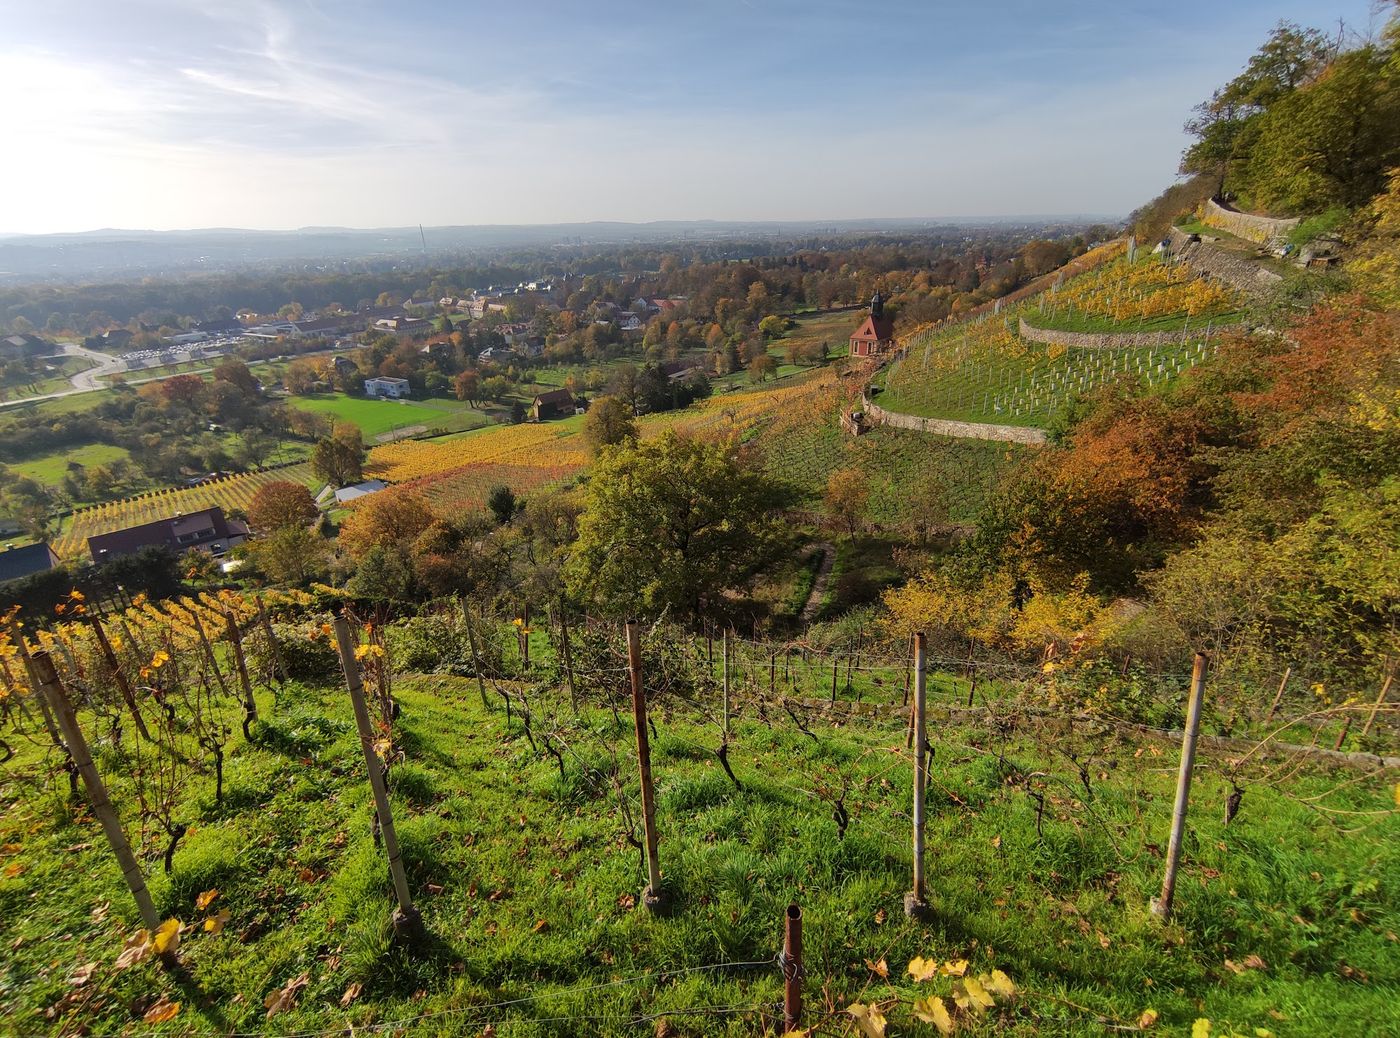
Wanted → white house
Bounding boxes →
[364,376,411,399]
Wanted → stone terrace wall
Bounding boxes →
[862,395,1047,446]
[1017,317,1196,350]
[1169,227,1284,300]
[1201,198,1300,245]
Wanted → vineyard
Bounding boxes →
[0,600,1394,1036]
[51,464,318,561]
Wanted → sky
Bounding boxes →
[0,0,1386,234]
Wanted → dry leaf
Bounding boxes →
[912,996,954,1034]
[143,996,180,1023]
[1138,1008,1159,1029]
[114,929,152,969]
[69,962,97,987]
[864,957,889,978]
[1242,954,1266,970]
[90,903,109,924]
[846,1002,887,1038]
[940,959,969,977]
[340,981,362,1007]
[907,956,939,982]
[531,919,549,933]
[265,972,310,1018]
[195,889,219,911]
[873,908,886,926]
[953,976,995,1014]
[203,909,230,935]
[991,834,1002,849]
[298,868,316,884]
[1223,959,1244,974]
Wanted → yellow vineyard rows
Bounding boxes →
[366,423,589,483]
[53,464,317,561]
[1047,252,1240,323]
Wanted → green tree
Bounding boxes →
[487,485,517,525]
[310,424,366,487]
[565,431,789,619]
[582,396,638,453]
[247,525,329,586]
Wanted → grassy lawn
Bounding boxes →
[289,393,490,440]
[1,661,1392,1036]
[9,443,131,483]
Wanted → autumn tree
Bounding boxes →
[748,353,777,383]
[453,369,479,405]
[338,490,436,561]
[582,395,638,453]
[213,358,258,395]
[310,424,366,487]
[565,431,789,619]
[248,480,318,531]
[824,467,870,535]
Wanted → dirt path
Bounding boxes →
[799,542,836,625]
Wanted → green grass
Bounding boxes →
[8,443,131,483]
[2,665,1394,1037]
[1022,308,1245,336]
[288,393,490,440]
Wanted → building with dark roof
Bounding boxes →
[531,388,575,421]
[0,542,59,583]
[86,506,248,563]
[848,291,896,358]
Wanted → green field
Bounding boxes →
[288,393,490,440]
[8,442,131,483]
[1,633,1393,1037]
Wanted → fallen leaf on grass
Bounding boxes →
[846,1001,887,1038]
[4,862,24,878]
[1138,1007,1159,1029]
[1241,954,1266,970]
[953,976,995,1014]
[114,929,152,969]
[151,919,180,957]
[90,903,109,924]
[340,981,362,1007]
[531,919,549,933]
[265,972,310,1018]
[913,996,954,1033]
[143,996,180,1023]
[940,959,969,977]
[203,910,230,935]
[991,834,1002,849]
[985,969,1016,998]
[907,956,939,982]
[616,893,636,910]
[864,957,888,978]
[195,889,219,911]
[69,962,97,987]
[873,908,886,926]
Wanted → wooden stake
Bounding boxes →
[224,611,257,725]
[33,651,161,932]
[1360,672,1394,740]
[1264,666,1291,725]
[87,615,151,741]
[255,595,287,683]
[11,624,66,753]
[830,657,838,705]
[558,598,577,708]
[332,616,421,940]
[722,627,731,740]
[626,620,667,910]
[520,604,530,671]
[1153,653,1208,921]
[460,599,490,709]
[782,903,803,1032]
[905,632,930,918]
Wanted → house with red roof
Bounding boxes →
[848,291,895,359]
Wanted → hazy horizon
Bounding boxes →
[3,0,1382,235]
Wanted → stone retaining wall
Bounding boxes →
[1168,227,1283,299]
[1017,317,1193,350]
[1201,198,1300,245]
[862,395,1046,446]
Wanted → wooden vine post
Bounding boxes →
[223,611,257,726]
[32,651,162,934]
[1263,666,1291,725]
[721,627,731,741]
[87,615,151,741]
[459,599,490,709]
[557,598,577,708]
[11,623,67,754]
[905,632,931,919]
[1359,671,1393,741]
[1152,652,1208,921]
[332,616,422,941]
[255,595,287,684]
[626,620,668,912]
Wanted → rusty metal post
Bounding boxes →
[1153,653,1208,921]
[782,902,803,1032]
[626,620,667,911]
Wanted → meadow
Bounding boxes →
[288,393,490,441]
[0,613,1393,1038]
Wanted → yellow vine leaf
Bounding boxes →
[941,959,969,977]
[907,956,939,982]
[953,976,995,1014]
[846,1002,887,1038]
[912,996,954,1034]
[195,889,219,911]
[985,969,1016,998]
[1193,1020,1211,1038]
[203,909,230,935]
[1138,1008,1159,1029]
[142,996,180,1023]
[152,918,181,956]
